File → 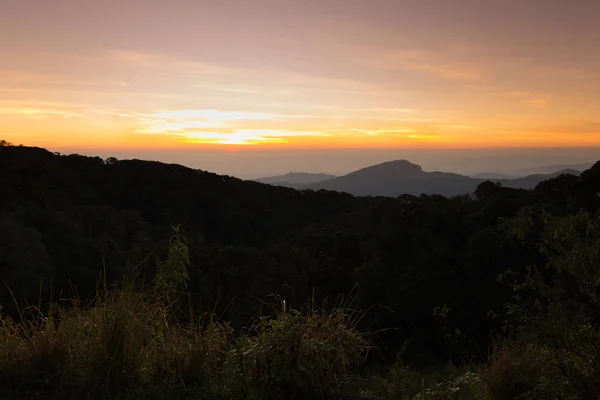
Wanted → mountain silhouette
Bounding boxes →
[470,172,516,180]
[305,160,482,197]
[503,168,582,189]
[518,162,595,175]
[265,160,583,197]
[255,172,336,186]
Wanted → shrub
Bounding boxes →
[227,302,368,400]
[368,362,482,400]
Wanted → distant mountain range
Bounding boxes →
[469,173,516,180]
[518,162,595,175]
[254,160,583,197]
[255,172,336,185]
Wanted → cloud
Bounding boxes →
[441,125,479,130]
[496,91,550,108]
[498,91,532,98]
[106,50,240,76]
[179,130,327,145]
[348,128,414,136]
[108,50,393,102]
[143,109,280,121]
[360,49,485,81]
[131,108,326,145]
[407,134,440,140]
[0,70,129,89]
[0,101,84,119]
[532,121,600,135]
[523,99,548,108]
[365,107,419,114]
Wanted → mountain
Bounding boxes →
[470,172,516,180]
[503,168,582,189]
[255,172,336,186]
[301,160,478,197]
[518,162,595,175]
[291,160,584,197]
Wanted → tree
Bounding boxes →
[500,210,600,398]
[0,214,53,316]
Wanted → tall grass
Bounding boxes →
[227,296,368,400]
[0,226,372,399]
[0,280,370,399]
[480,339,542,400]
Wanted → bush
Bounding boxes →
[226,302,368,400]
[367,361,482,400]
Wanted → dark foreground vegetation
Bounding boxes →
[2,141,600,399]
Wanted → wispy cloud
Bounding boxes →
[0,100,84,119]
[523,99,548,109]
[407,134,440,140]
[348,128,414,136]
[0,70,129,89]
[532,121,600,135]
[131,108,326,145]
[499,91,533,98]
[181,130,328,145]
[360,49,485,81]
[496,91,549,108]
[365,107,419,114]
[440,125,479,130]
[109,50,383,96]
[107,50,240,76]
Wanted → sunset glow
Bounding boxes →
[2,1,600,154]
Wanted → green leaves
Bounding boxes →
[154,225,190,295]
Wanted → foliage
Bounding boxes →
[0,284,370,399]
[2,144,600,398]
[365,362,482,400]
[154,225,190,295]
[227,298,368,400]
[498,210,600,398]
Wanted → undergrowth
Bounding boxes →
[0,281,369,399]
[3,216,600,400]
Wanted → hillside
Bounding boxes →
[0,145,358,247]
[2,143,600,399]
[0,144,361,311]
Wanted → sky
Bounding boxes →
[2,0,600,177]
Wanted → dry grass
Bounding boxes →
[0,285,369,399]
[480,339,544,400]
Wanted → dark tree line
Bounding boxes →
[1,143,600,366]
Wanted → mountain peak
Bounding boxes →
[350,160,423,176]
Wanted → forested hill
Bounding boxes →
[2,143,600,367]
[0,145,360,247]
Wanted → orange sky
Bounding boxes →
[2,0,600,153]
